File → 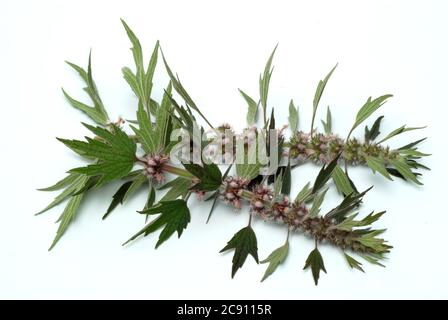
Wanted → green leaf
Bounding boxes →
[268,107,276,130]
[308,188,328,217]
[390,158,422,185]
[303,247,327,285]
[364,116,384,143]
[121,19,144,77]
[131,103,156,154]
[65,61,88,82]
[239,89,258,125]
[312,154,340,194]
[123,173,148,202]
[102,181,133,219]
[160,177,191,201]
[260,240,289,282]
[85,52,108,118]
[377,125,426,145]
[398,138,427,151]
[259,45,277,124]
[206,164,233,223]
[349,95,393,137]
[294,182,312,203]
[161,50,213,128]
[58,124,137,183]
[155,82,173,151]
[321,106,332,134]
[102,174,147,220]
[281,161,291,195]
[184,163,222,192]
[357,229,390,254]
[145,40,159,100]
[335,211,385,231]
[311,65,337,133]
[365,156,393,180]
[288,99,298,132]
[332,165,354,196]
[122,66,143,98]
[49,192,85,250]
[361,253,386,267]
[125,199,191,248]
[63,55,109,125]
[344,253,364,272]
[38,173,80,192]
[325,187,372,223]
[236,163,261,181]
[220,226,259,278]
[144,182,156,211]
[273,171,284,197]
[36,174,88,215]
[61,89,108,125]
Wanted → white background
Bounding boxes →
[1,0,447,299]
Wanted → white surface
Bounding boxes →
[1,0,446,299]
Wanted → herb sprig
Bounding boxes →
[38,20,428,285]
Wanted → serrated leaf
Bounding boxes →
[123,173,148,202]
[61,89,108,125]
[288,100,298,132]
[102,181,133,219]
[239,89,258,125]
[160,177,191,201]
[312,154,340,194]
[131,103,156,154]
[335,211,385,231]
[48,192,85,250]
[390,158,422,185]
[183,163,222,192]
[332,165,354,196]
[398,138,427,151]
[220,226,259,278]
[348,95,392,137]
[260,240,289,282]
[145,40,159,100]
[121,19,144,77]
[155,82,173,151]
[377,125,426,145]
[125,199,191,248]
[161,50,213,128]
[303,247,327,285]
[364,116,384,143]
[344,253,364,272]
[325,187,372,223]
[122,66,143,98]
[365,156,393,180]
[63,55,109,125]
[38,173,80,192]
[36,174,88,215]
[361,254,386,267]
[59,124,136,183]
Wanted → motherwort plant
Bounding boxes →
[37,20,428,284]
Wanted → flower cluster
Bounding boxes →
[219,176,249,209]
[142,154,169,183]
[249,185,273,218]
[288,131,397,164]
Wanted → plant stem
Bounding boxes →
[162,164,194,179]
